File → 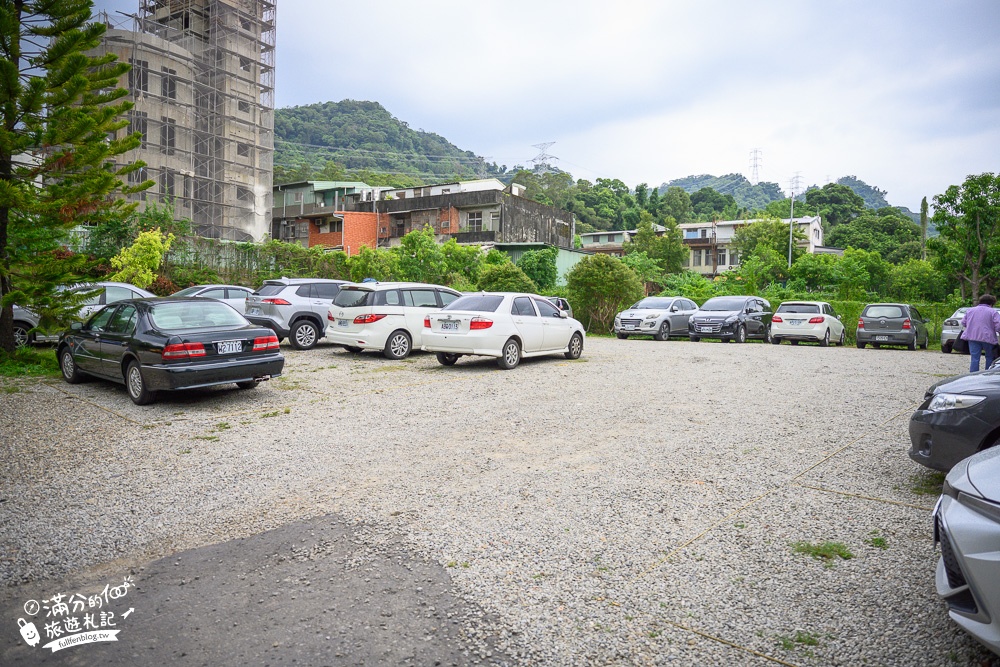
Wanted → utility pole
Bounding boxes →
[787,173,802,268]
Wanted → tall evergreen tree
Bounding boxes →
[0,0,145,352]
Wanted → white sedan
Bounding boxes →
[421,292,585,369]
[771,300,846,346]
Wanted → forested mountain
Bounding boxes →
[273,100,491,185]
[660,174,785,211]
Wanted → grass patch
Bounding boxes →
[368,364,407,373]
[215,422,231,431]
[776,630,820,651]
[193,435,219,442]
[910,470,947,495]
[865,530,889,550]
[791,540,853,566]
[0,347,60,379]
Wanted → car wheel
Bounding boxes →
[436,352,459,366]
[689,336,700,342]
[236,380,259,390]
[907,338,917,351]
[497,338,521,370]
[59,347,84,384]
[290,320,320,350]
[565,332,583,359]
[734,325,747,343]
[838,330,846,346]
[126,360,156,405]
[771,336,782,345]
[790,340,799,346]
[616,332,629,340]
[942,341,953,354]
[13,321,33,347]
[654,321,670,341]
[856,340,865,349]
[920,336,929,350]
[819,329,831,347]
[762,324,772,344]
[383,330,412,360]
[344,346,363,354]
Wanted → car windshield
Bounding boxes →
[864,305,904,318]
[777,303,820,314]
[171,286,205,297]
[444,295,504,312]
[631,298,673,310]
[700,297,746,311]
[333,288,373,308]
[150,301,247,330]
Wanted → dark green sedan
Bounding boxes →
[57,298,284,405]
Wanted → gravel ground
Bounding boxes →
[1,336,996,665]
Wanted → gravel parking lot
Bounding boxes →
[1,336,996,665]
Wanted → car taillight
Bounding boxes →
[857,318,864,329]
[253,334,280,352]
[327,312,335,321]
[772,315,783,323]
[162,342,206,360]
[262,298,291,305]
[470,317,493,330]
[423,316,431,328]
[902,319,911,329]
[354,314,387,324]
[808,317,824,324]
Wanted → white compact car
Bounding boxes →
[326,282,461,359]
[771,300,846,347]
[421,292,585,369]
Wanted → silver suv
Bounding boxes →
[245,278,348,350]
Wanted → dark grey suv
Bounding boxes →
[245,278,348,350]
[688,296,772,343]
[856,303,930,350]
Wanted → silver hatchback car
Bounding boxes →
[614,296,698,340]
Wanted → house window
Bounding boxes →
[128,59,148,93]
[467,211,483,232]
[238,100,251,113]
[491,211,499,230]
[330,219,343,233]
[160,67,176,99]
[717,248,726,266]
[731,251,739,265]
[293,192,303,203]
[239,56,252,72]
[237,142,253,159]
[236,185,253,202]
[129,111,147,147]
[700,228,708,238]
[159,169,175,198]
[239,15,252,31]
[159,117,175,155]
[684,230,698,239]
[693,249,702,266]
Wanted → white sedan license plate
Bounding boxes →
[217,340,242,354]
[337,319,349,328]
[441,321,459,331]
[875,335,889,342]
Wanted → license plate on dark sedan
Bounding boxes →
[875,335,889,342]
[441,321,459,331]
[217,340,243,354]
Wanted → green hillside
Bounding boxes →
[661,174,786,211]
[273,100,486,186]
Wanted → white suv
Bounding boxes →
[326,282,461,359]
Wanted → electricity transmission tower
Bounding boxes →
[748,148,762,185]
[530,142,557,174]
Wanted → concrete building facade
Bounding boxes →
[92,0,276,241]
[679,216,832,276]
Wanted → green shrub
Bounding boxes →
[477,263,537,293]
[567,254,644,332]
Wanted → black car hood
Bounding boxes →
[694,310,740,319]
[928,369,1000,396]
[965,446,1000,501]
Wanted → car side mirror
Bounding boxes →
[837,315,842,320]
[670,306,678,312]
[558,310,568,319]
[70,322,83,331]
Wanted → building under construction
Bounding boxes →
[93,0,275,241]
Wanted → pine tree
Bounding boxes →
[0,0,146,352]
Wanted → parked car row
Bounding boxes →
[612,296,936,350]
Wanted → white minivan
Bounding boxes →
[326,282,462,359]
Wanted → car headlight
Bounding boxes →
[724,316,738,324]
[927,393,987,411]
[944,319,960,327]
[644,314,658,320]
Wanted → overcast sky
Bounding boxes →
[94,0,999,211]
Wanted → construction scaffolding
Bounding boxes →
[94,0,275,241]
